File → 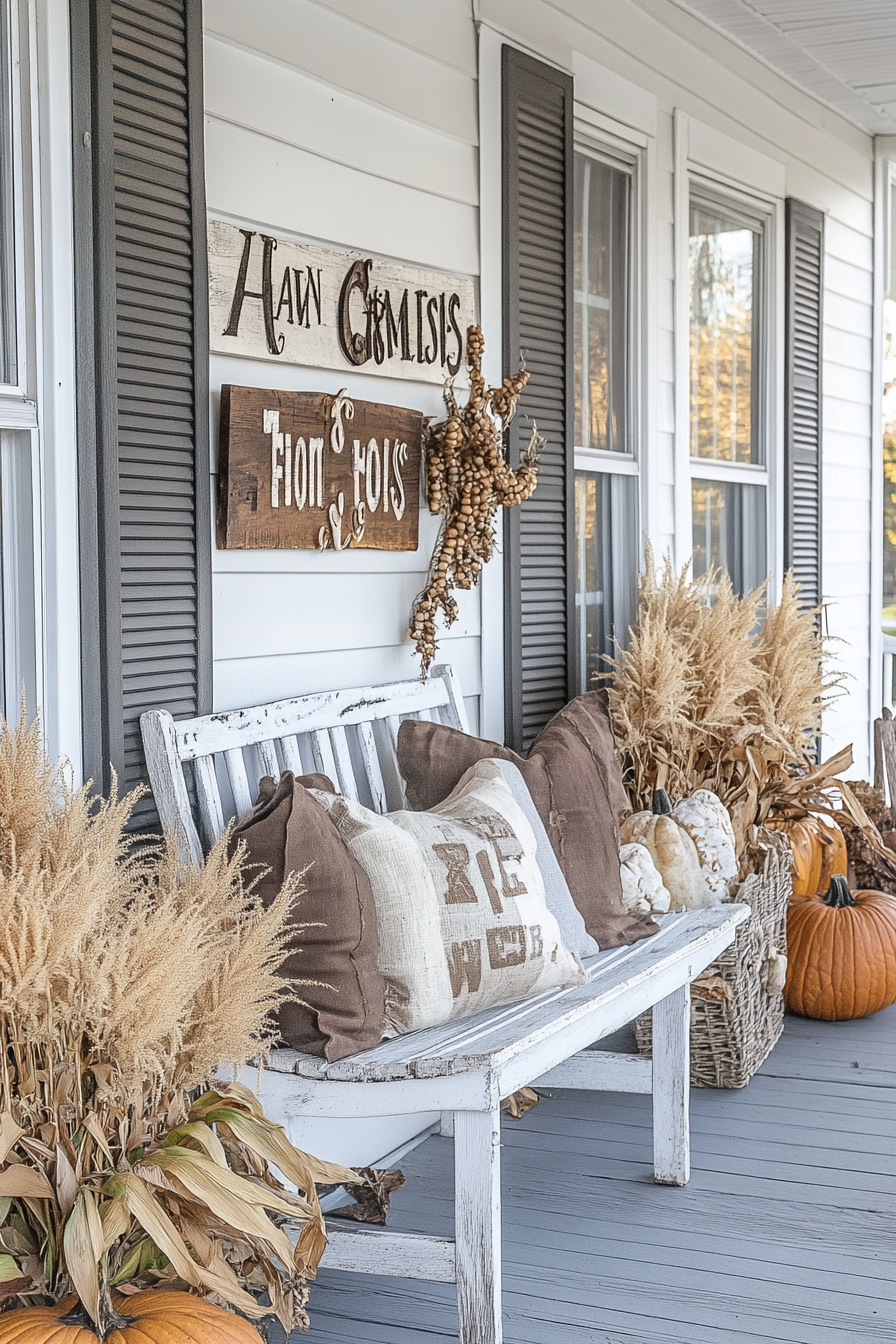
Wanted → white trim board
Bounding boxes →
[571,50,657,138]
[476,21,506,743]
[680,109,786,200]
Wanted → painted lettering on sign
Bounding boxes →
[217,385,423,552]
[208,220,476,385]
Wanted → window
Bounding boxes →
[689,190,769,593]
[0,0,15,387]
[883,172,896,637]
[0,0,38,723]
[573,148,638,692]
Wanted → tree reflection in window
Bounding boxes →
[689,203,762,465]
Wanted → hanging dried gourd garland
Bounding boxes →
[410,325,542,676]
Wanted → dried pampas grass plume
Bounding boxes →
[0,707,360,1338]
[608,548,845,853]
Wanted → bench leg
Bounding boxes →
[453,1108,502,1344]
[652,982,691,1186]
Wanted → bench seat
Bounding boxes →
[267,907,745,1089]
[140,668,747,1344]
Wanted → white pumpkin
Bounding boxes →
[670,788,737,902]
[620,802,706,910]
[619,842,671,915]
[620,788,735,910]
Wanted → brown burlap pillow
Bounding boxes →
[397,691,656,948]
[232,772,385,1061]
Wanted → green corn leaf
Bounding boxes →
[108,1239,148,1288]
[104,1172,268,1319]
[204,1106,358,1191]
[161,1122,227,1167]
[0,1253,22,1283]
[136,1149,296,1269]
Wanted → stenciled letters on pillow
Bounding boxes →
[311,758,585,1035]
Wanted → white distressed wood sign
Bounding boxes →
[208,219,476,384]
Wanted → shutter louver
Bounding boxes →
[502,47,574,752]
[784,199,824,611]
[73,0,210,828]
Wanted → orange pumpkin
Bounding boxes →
[785,875,896,1020]
[0,1290,259,1344]
[767,813,847,900]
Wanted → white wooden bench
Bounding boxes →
[141,667,748,1344]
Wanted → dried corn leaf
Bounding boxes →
[502,1087,541,1119]
[0,1113,23,1165]
[62,1188,105,1330]
[0,1165,56,1201]
[329,1168,405,1225]
[691,975,732,1003]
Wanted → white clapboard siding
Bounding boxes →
[213,573,480,662]
[204,37,478,206]
[319,0,477,76]
[205,2,482,743]
[203,0,478,142]
[204,121,479,276]
[212,634,483,719]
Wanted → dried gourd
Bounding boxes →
[409,326,541,676]
[671,788,737,902]
[621,791,706,910]
[619,842,672,915]
[621,788,736,909]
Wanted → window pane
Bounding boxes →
[574,154,630,452]
[0,4,15,385]
[691,478,766,595]
[574,471,638,692]
[882,184,896,631]
[689,201,762,464]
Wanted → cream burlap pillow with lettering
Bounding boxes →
[311,758,585,1035]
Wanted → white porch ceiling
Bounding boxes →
[670,0,896,135]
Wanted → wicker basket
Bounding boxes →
[635,835,792,1088]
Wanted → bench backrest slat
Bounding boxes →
[141,665,468,866]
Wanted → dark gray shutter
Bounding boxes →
[502,46,574,752]
[784,198,824,610]
[72,0,211,827]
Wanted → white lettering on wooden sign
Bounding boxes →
[218,385,423,551]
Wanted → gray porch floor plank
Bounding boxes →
[286,1005,895,1343]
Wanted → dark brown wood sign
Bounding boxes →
[217,385,423,551]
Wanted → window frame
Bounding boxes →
[572,112,647,691]
[0,0,41,726]
[683,170,781,591]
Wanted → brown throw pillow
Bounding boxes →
[231,772,385,1061]
[397,691,656,948]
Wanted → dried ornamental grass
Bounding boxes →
[608,553,846,857]
[0,711,358,1338]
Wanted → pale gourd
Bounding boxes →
[671,788,737,902]
[620,792,706,910]
[620,788,736,910]
[619,842,672,915]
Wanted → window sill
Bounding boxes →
[0,391,37,430]
[690,458,767,485]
